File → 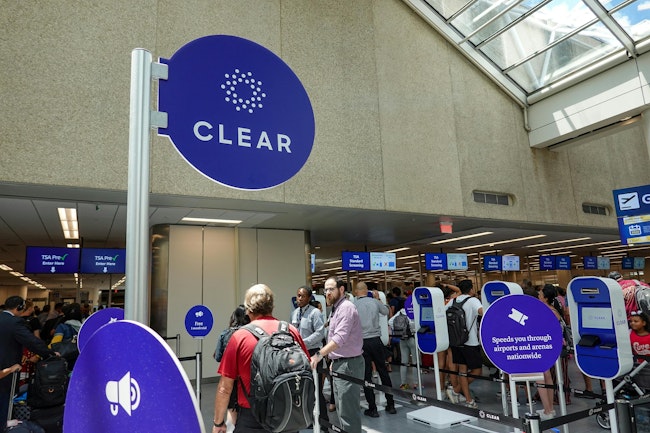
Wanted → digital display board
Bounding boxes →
[341,251,370,271]
[501,255,520,271]
[635,257,646,270]
[583,256,598,270]
[370,252,396,271]
[80,248,126,274]
[483,255,501,271]
[447,253,468,270]
[25,246,81,274]
[425,253,447,271]
[597,256,611,270]
[556,255,571,270]
[540,255,555,270]
[622,257,634,270]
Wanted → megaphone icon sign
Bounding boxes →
[105,372,141,416]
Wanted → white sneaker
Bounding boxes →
[538,410,556,420]
[464,400,478,409]
[446,387,460,404]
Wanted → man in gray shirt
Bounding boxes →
[354,282,396,416]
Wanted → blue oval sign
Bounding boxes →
[480,294,562,374]
[64,320,204,433]
[185,305,214,339]
[77,307,125,352]
[158,35,315,190]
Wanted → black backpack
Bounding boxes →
[242,321,315,433]
[392,312,412,339]
[446,297,473,347]
[27,357,68,409]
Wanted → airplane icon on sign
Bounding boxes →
[618,192,640,210]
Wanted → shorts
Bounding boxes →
[450,345,482,370]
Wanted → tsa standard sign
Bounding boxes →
[158,35,315,190]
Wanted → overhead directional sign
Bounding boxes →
[613,185,650,217]
[158,35,315,190]
[80,248,126,274]
[25,246,80,274]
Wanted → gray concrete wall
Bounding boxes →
[2,0,647,230]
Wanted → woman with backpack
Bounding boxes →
[388,306,416,389]
[214,305,250,426]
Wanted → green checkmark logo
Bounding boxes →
[112,254,119,261]
[62,254,69,260]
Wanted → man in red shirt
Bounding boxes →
[212,284,310,433]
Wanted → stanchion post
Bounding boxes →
[195,352,202,403]
[525,413,541,433]
[606,379,619,433]
[554,358,569,433]
[614,399,633,433]
[176,333,181,356]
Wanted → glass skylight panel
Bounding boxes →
[425,0,472,20]
[509,21,619,90]
[611,1,650,41]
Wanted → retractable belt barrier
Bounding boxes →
[319,363,617,433]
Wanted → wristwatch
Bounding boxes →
[213,419,226,428]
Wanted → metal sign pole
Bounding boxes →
[126,48,167,324]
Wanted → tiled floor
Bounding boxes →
[198,358,625,433]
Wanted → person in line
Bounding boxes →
[50,303,83,345]
[354,282,396,416]
[388,303,416,389]
[290,285,328,425]
[629,310,650,389]
[310,278,364,433]
[212,284,309,433]
[535,285,562,420]
[214,305,250,426]
[438,282,461,396]
[0,296,58,422]
[446,280,483,409]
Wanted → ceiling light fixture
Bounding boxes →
[525,237,591,248]
[431,232,494,245]
[181,217,242,225]
[456,235,546,251]
[0,264,12,271]
[538,240,620,253]
[57,207,79,239]
[386,247,410,253]
[67,243,80,248]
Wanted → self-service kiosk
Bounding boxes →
[568,277,633,433]
[481,281,523,416]
[481,281,523,312]
[406,287,476,429]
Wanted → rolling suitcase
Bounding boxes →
[5,371,44,433]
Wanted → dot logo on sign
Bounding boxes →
[221,69,267,114]
[158,35,315,191]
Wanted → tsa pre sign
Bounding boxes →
[158,35,315,190]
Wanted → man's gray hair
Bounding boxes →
[244,283,274,316]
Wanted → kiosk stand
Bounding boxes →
[481,281,523,417]
[406,287,477,429]
[567,277,633,433]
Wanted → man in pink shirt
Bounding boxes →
[310,278,363,433]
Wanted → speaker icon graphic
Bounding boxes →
[105,372,141,416]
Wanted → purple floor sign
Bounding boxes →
[77,307,125,352]
[64,320,204,433]
[480,294,562,374]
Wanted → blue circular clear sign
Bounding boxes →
[480,294,562,374]
[64,320,204,433]
[158,35,315,190]
[77,307,125,352]
[185,305,214,339]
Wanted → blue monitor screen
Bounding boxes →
[483,255,501,271]
[80,248,126,274]
[341,251,370,271]
[370,252,396,271]
[635,257,646,270]
[425,253,447,271]
[25,246,80,274]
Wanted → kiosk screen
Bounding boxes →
[582,307,613,329]
[421,306,434,322]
